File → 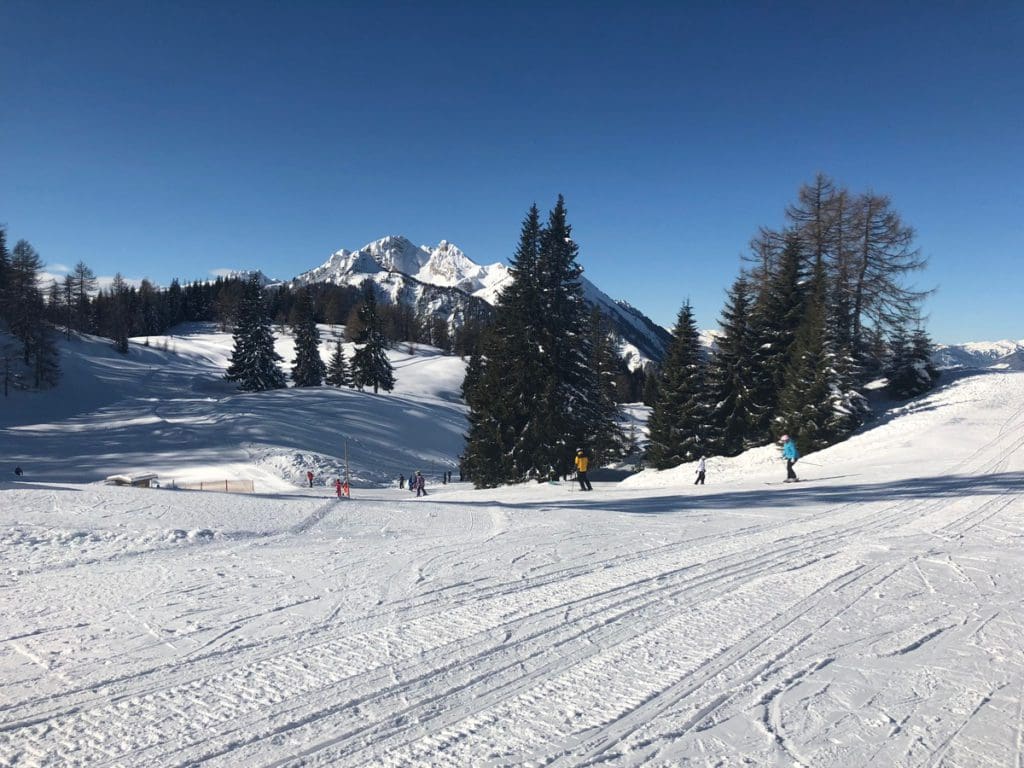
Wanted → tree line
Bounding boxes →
[645,174,938,469]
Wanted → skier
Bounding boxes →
[694,456,706,485]
[306,470,314,488]
[415,470,427,497]
[574,448,593,491]
[780,435,800,482]
[334,477,343,498]
[399,474,405,489]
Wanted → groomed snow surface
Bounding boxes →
[2,325,1024,767]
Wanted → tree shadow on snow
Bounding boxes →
[437,471,1024,518]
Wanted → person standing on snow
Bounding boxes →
[780,435,800,482]
[694,456,706,485]
[306,470,314,488]
[334,477,343,498]
[415,470,427,497]
[574,448,593,491]
[399,474,405,489]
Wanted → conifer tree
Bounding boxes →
[706,276,761,456]
[886,326,937,398]
[464,198,617,486]
[646,301,708,469]
[463,205,544,486]
[585,307,626,465]
[325,339,352,387]
[460,348,484,405]
[0,227,9,324]
[775,256,835,452]
[224,274,287,392]
[530,196,608,478]
[350,282,395,393]
[291,289,326,386]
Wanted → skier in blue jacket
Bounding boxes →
[780,435,799,482]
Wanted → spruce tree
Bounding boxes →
[530,196,609,479]
[464,198,617,486]
[646,301,708,469]
[464,205,545,486]
[325,339,352,387]
[0,227,9,326]
[224,274,287,392]
[776,256,836,452]
[706,276,761,456]
[291,289,326,387]
[886,326,937,398]
[586,307,626,465]
[350,282,395,393]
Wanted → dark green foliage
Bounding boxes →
[886,326,938,399]
[290,289,326,387]
[2,236,60,390]
[350,281,395,394]
[325,339,352,387]
[775,257,836,452]
[646,301,708,469]
[464,198,618,487]
[224,275,287,392]
[705,277,762,456]
[586,307,627,465]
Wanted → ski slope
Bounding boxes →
[1,327,1023,766]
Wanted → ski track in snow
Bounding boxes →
[1,333,1024,767]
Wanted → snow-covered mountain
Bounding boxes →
[934,339,1024,369]
[292,236,672,366]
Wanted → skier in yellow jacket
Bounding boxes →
[574,448,593,491]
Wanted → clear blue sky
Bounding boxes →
[2,1,1021,344]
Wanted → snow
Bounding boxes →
[2,327,1024,766]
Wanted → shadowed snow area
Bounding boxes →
[2,327,1024,767]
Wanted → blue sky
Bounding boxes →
[2,2,1021,344]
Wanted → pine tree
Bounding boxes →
[886,326,937,398]
[464,198,617,486]
[464,205,545,486]
[646,301,708,469]
[325,339,352,387]
[460,348,484,405]
[775,256,836,452]
[291,289,327,387]
[706,276,761,456]
[586,307,626,465]
[530,196,609,479]
[350,282,395,393]
[0,227,9,326]
[70,261,97,333]
[224,274,287,392]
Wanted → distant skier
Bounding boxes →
[399,474,405,489]
[694,456,706,485]
[334,477,343,498]
[780,435,800,482]
[306,470,314,488]
[574,448,593,491]
[415,470,427,497]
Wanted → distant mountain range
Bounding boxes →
[934,340,1024,370]
[290,236,672,367]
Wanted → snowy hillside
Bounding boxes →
[293,235,672,366]
[0,325,468,488]
[2,329,1024,766]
